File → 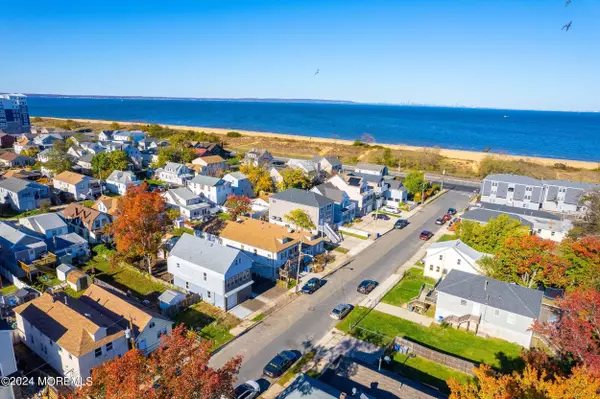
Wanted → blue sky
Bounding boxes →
[1,0,599,111]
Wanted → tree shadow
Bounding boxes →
[495,351,525,373]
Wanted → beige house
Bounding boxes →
[191,155,227,176]
[52,171,102,200]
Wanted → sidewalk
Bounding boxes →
[374,302,433,327]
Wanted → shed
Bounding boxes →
[158,290,186,310]
[56,263,76,282]
[66,269,91,292]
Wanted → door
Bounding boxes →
[228,293,238,310]
[472,303,481,316]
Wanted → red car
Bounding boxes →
[442,214,452,221]
[419,230,434,240]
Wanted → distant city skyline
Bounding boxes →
[1,0,599,111]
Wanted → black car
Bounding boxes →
[373,213,390,220]
[263,351,296,378]
[357,280,378,294]
[394,219,409,229]
[301,278,321,294]
[447,208,457,215]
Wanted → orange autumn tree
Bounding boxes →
[71,325,242,399]
[109,183,171,274]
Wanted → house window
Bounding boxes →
[494,309,500,317]
[106,342,113,351]
[69,354,72,360]
[254,249,257,255]
[551,231,555,236]
[177,263,180,268]
[95,348,102,358]
[439,255,443,260]
[203,272,207,281]
[506,313,516,324]
[30,335,35,344]
[429,265,433,271]
[207,291,211,298]
[436,266,440,272]
[456,259,461,265]
[185,281,190,290]
[149,322,155,329]
[460,299,467,306]
[443,268,448,274]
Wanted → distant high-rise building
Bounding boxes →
[0,93,30,133]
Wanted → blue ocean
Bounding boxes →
[27,96,600,162]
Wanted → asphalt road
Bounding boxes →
[210,189,472,386]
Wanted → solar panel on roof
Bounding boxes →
[348,177,361,186]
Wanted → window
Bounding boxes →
[49,340,53,346]
[494,309,500,317]
[177,263,180,268]
[439,255,443,260]
[460,299,467,306]
[31,335,35,344]
[436,266,440,272]
[106,342,113,351]
[456,259,461,265]
[507,313,517,324]
[69,354,72,360]
[207,291,211,298]
[254,249,257,255]
[508,187,514,192]
[429,265,433,271]
[203,272,207,281]
[95,348,102,358]
[149,322,155,329]
[551,231,555,236]
[185,281,190,290]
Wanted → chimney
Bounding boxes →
[64,296,68,305]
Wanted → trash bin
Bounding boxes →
[376,233,380,239]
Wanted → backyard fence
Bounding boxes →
[92,277,128,296]
[394,337,478,376]
[161,293,202,317]
[0,265,42,295]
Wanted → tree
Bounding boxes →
[479,235,569,288]
[240,163,273,195]
[378,148,399,168]
[225,195,251,221]
[403,170,427,195]
[284,209,315,231]
[457,215,528,254]
[71,325,241,399]
[559,237,600,290]
[109,122,121,130]
[574,190,600,237]
[92,151,130,179]
[109,183,171,274]
[278,168,312,191]
[533,288,600,375]
[45,140,74,174]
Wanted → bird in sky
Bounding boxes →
[565,0,571,6]
[314,69,319,76]
[562,21,572,31]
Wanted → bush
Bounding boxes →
[353,139,364,147]
[226,131,242,138]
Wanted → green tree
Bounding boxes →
[154,148,177,168]
[92,151,130,179]
[21,147,40,158]
[403,170,427,195]
[45,140,74,174]
[284,209,316,231]
[458,215,528,254]
[278,168,312,191]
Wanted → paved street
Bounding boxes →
[210,189,472,385]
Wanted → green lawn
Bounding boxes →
[378,211,402,218]
[0,284,18,296]
[171,227,194,237]
[217,212,231,221]
[340,231,369,240]
[63,287,85,298]
[174,302,241,351]
[337,307,523,372]
[332,246,350,254]
[251,313,265,322]
[391,352,473,394]
[437,233,459,243]
[78,200,96,208]
[381,268,436,306]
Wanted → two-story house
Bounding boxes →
[187,175,232,206]
[355,173,389,209]
[32,133,63,150]
[112,130,147,143]
[435,270,543,347]
[155,162,194,186]
[312,155,342,174]
[285,159,319,180]
[223,172,254,198]
[269,188,334,234]
[243,148,273,166]
[19,213,69,239]
[326,174,374,216]
[310,183,355,226]
[0,151,34,168]
[163,187,211,220]
[168,234,253,310]
[61,203,112,244]
[191,155,227,177]
[0,177,51,212]
[92,195,120,217]
[98,130,115,142]
[105,170,140,195]
[384,180,408,209]
[0,221,50,278]
[423,239,490,280]
[52,171,102,200]
[541,180,598,214]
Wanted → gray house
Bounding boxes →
[167,234,253,310]
[223,172,254,198]
[541,180,597,214]
[0,221,48,277]
[312,156,342,174]
[269,188,335,234]
[0,177,51,212]
[310,183,355,226]
[435,270,543,347]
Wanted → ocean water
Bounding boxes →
[27,96,600,162]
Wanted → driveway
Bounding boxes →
[210,189,472,385]
[350,212,398,237]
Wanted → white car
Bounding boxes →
[330,304,353,320]
[235,381,261,399]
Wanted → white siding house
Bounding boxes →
[423,240,490,280]
[155,162,194,186]
[187,175,232,206]
[105,170,140,195]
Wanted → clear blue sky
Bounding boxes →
[1,0,599,111]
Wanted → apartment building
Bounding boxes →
[0,94,30,134]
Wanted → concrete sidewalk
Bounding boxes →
[374,302,433,327]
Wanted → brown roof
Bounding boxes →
[61,203,105,231]
[198,155,225,164]
[14,293,125,357]
[53,171,86,185]
[0,152,19,161]
[92,195,120,216]
[67,269,88,284]
[219,217,324,253]
[3,169,38,179]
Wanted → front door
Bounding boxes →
[472,303,481,316]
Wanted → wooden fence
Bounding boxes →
[161,293,202,317]
[394,337,478,375]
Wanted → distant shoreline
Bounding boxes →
[40,117,600,170]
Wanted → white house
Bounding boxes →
[286,158,319,179]
[0,177,51,212]
[155,162,194,186]
[163,187,211,220]
[105,170,140,195]
[423,240,490,280]
[326,173,374,216]
[354,163,387,177]
[52,171,102,200]
[112,130,147,143]
[243,148,273,166]
[19,213,69,239]
[384,180,408,209]
[435,270,543,347]
[312,155,342,174]
[0,320,19,398]
[187,175,232,206]
[223,172,254,198]
[168,234,253,310]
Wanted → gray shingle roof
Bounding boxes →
[480,203,561,220]
[224,172,248,181]
[169,234,242,276]
[158,290,185,305]
[271,188,334,208]
[483,174,543,186]
[437,270,543,319]
[356,163,386,172]
[311,183,346,203]
[20,213,67,233]
[461,208,534,228]
[190,175,224,186]
[107,170,137,185]
[0,221,44,249]
[543,180,598,190]
[168,187,199,201]
[0,177,44,193]
[426,240,489,262]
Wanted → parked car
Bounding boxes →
[357,280,378,294]
[381,206,401,215]
[419,230,434,240]
[235,381,261,399]
[394,219,409,229]
[330,304,353,320]
[372,213,390,220]
[263,351,296,378]
[435,218,446,225]
[301,277,322,294]
[447,208,457,215]
[442,214,452,221]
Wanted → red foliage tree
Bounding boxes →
[533,288,600,375]
[71,325,242,399]
[560,236,600,289]
[225,195,252,221]
[109,183,171,274]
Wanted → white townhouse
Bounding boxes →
[168,234,253,310]
[105,170,140,195]
[223,172,254,198]
[423,239,490,280]
[52,171,102,200]
[326,173,375,216]
[155,162,194,186]
[312,155,342,174]
[0,177,51,212]
[354,163,388,177]
[163,187,211,220]
[187,175,232,206]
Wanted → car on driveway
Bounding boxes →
[419,230,434,240]
[394,219,409,229]
[435,218,446,225]
[357,280,378,294]
[372,213,390,220]
[330,304,353,320]
[263,351,296,378]
[235,381,261,399]
[301,277,322,294]
[447,208,457,215]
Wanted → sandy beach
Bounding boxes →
[45,117,599,170]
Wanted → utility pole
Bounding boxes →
[127,317,136,350]
[294,241,303,294]
[441,169,445,192]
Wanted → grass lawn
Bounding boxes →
[378,211,401,218]
[340,231,369,240]
[174,302,241,351]
[381,268,436,306]
[251,313,265,322]
[391,352,473,394]
[171,227,194,237]
[278,350,316,386]
[337,307,523,372]
[0,284,18,296]
[437,233,459,242]
[332,246,349,254]
[217,212,231,221]
[78,200,96,208]
[63,287,85,298]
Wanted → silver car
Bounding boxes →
[330,304,353,320]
